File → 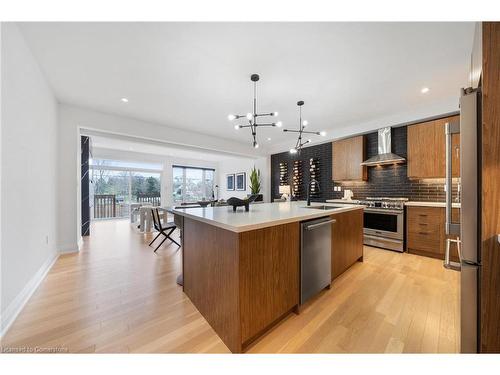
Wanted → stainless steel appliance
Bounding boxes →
[445,87,481,353]
[326,197,407,252]
[300,217,335,304]
[360,127,406,166]
[362,197,407,252]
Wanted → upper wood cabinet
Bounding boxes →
[332,135,367,181]
[407,115,460,179]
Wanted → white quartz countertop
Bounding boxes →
[405,201,461,208]
[168,201,364,233]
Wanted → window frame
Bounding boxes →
[172,165,216,203]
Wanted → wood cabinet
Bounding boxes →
[407,115,460,179]
[406,206,460,261]
[332,136,367,181]
[183,218,300,352]
[330,208,364,279]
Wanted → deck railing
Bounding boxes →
[93,194,160,219]
[94,194,116,219]
[137,194,161,207]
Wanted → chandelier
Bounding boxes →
[228,74,282,149]
[283,100,326,154]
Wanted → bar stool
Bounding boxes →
[444,236,461,271]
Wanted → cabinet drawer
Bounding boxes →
[407,206,443,225]
[407,221,441,235]
[407,231,442,254]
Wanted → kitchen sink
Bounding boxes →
[301,205,339,210]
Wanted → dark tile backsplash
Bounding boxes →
[271,126,458,202]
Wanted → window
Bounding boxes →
[172,165,215,203]
[90,159,161,219]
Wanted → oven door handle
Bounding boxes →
[364,208,403,215]
[364,234,403,244]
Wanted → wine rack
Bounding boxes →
[309,157,321,198]
[292,160,303,199]
[279,161,288,186]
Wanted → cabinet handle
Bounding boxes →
[419,232,428,235]
[419,214,428,217]
[419,223,428,226]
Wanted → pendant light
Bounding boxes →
[228,74,282,148]
[283,101,326,154]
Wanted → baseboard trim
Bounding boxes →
[0,252,59,338]
[58,242,79,253]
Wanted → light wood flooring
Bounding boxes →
[1,219,460,353]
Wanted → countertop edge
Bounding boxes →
[325,199,461,208]
[405,201,461,208]
[169,204,364,233]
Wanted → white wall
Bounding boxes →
[218,156,270,202]
[1,23,59,335]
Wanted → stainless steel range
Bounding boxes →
[360,197,407,252]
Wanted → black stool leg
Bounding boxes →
[149,232,161,246]
[154,234,168,252]
[165,228,180,247]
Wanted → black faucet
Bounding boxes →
[307,178,320,206]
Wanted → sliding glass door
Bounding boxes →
[91,160,162,220]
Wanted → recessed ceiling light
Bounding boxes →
[421,87,430,94]
[267,137,271,141]
[121,97,129,103]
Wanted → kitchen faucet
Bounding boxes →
[307,178,320,206]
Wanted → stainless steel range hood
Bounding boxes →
[361,127,406,166]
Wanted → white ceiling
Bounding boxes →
[90,134,254,162]
[18,22,475,153]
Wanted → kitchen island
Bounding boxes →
[170,201,364,352]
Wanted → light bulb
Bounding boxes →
[421,87,430,94]
[307,139,312,143]
[320,131,326,136]
[290,148,297,154]
[120,97,129,103]
[228,114,236,121]
[253,141,259,149]
[273,111,279,116]
[267,137,271,141]
[234,125,240,130]
[276,121,282,127]
[246,113,253,120]
[302,120,308,126]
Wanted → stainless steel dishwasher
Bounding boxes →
[300,216,335,304]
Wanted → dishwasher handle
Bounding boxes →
[306,219,336,230]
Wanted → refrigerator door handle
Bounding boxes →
[445,121,461,236]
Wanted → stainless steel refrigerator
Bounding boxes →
[445,87,481,353]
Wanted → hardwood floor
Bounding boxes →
[1,219,460,353]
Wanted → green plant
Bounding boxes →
[249,166,261,194]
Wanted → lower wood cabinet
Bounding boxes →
[330,209,364,279]
[406,206,460,261]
